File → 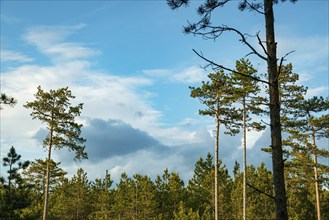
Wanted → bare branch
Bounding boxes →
[277,50,295,81]
[261,119,271,126]
[244,51,255,58]
[247,182,275,200]
[192,49,269,85]
[188,23,267,61]
[256,31,268,56]
[245,1,265,14]
[225,26,267,61]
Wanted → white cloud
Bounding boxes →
[24,24,86,45]
[1,24,273,184]
[51,125,216,184]
[43,42,100,62]
[305,86,329,99]
[173,66,208,83]
[178,117,199,127]
[56,149,196,184]
[143,66,208,84]
[0,50,34,62]
[277,35,328,74]
[142,69,172,78]
[23,24,100,63]
[238,129,266,150]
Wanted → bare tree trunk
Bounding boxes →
[214,97,219,220]
[309,112,321,220]
[264,0,288,219]
[9,163,13,220]
[242,96,247,220]
[43,126,53,220]
[314,149,321,220]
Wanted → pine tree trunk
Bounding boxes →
[214,98,219,220]
[242,96,247,220]
[309,112,321,220]
[264,0,288,219]
[9,163,13,220]
[314,149,321,220]
[43,126,53,220]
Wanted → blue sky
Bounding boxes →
[1,0,328,183]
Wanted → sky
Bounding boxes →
[1,0,328,184]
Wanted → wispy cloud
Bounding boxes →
[173,66,208,83]
[143,66,208,84]
[1,23,271,183]
[24,24,86,45]
[1,24,163,164]
[23,24,100,63]
[1,50,34,63]
[305,86,329,98]
[277,36,328,73]
[0,14,21,24]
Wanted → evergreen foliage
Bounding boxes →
[1,147,30,220]
[24,86,87,220]
[166,1,301,218]
[0,93,17,109]
[1,67,327,219]
[1,149,328,219]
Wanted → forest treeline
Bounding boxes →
[1,149,329,220]
[1,60,329,220]
[2,1,329,219]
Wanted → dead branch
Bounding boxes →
[277,50,295,81]
[256,31,268,57]
[192,49,269,85]
[247,182,275,200]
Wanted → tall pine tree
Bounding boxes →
[231,58,265,219]
[167,1,300,218]
[283,96,329,220]
[24,86,87,220]
[190,70,240,220]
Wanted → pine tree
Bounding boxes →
[167,1,300,218]
[1,146,30,220]
[174,201,200,220]
[190,70,240,220]
[70,168,91,219]
[248,163,275,219]
[48,177,71,219]
[23,159,67,195]
[88,171,114,220]
[50,168,91,219]
[231,58,265,220]
[187,153,233,219]
[24,86,87,220]
[167,172,186,214]
[155,169,186,219]
[111,172,136,219]
[133,174,157,219]
[187,154,214,217]
[283,96,329,220]
[22,159,67,219]
[231,162,275,219]
[155,169,171,219]
[231,161,244,220]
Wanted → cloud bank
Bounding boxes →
[2,23,326,184]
